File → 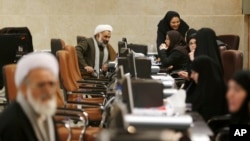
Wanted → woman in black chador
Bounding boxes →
[157,11,189,57]
[188,55,227,121]
[158,30,189,72]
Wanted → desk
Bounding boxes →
[96,112,213,141]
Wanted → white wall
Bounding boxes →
[0,0,248,67]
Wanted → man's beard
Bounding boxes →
[27,87,57,117]
[97,34,108,46]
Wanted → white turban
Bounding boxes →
[15,52,59,87]
[94,24,113,35]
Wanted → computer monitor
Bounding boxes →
[118,57,151,79]
[116,65,125,79]
[0,34,32,89]
[127,44,148,56]
[118,41,130,57]
[127,51,137,78]
[121,74,134,113]
[118,40,148,56]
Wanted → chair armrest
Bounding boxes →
[70,90,106,96]
[77,80,108,85]
[55,107,89,141]
[84,77,109,82]
[207,114,231,134]
[78,84,106,90]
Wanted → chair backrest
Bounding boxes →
[76,36,87,44]
[217,35,240,50]
[57,50,78,92]
[2,64,65,106]
[108,45,117,61]
[64,45,82,81]
[51,39,66,57]
[221,50,243,83]
[2,64,17,103]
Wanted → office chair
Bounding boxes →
[76,36,87,44]
[217,35,240,50]
[57,50,105,123]
[64,45,108,86]
[51,38,65,57]
[55,108,88,141]
[2,63,103,141]
[221,50,243,83]
[2,64,17,104]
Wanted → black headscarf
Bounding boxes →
[157,11,189,56]
[186,28,197,53]
[194,28,223,73]
[230,71,250,124]
[188,55,227,121]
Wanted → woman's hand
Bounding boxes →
[189,51,195,61]
[178,71,190,80]
[159,43,168,50]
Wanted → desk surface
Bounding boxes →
[96,112,213,141]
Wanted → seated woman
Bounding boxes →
[158,30,189,72]
[227,71,250,124]
[188,55,227,121]
[194,28,223,73]
[186,28,197,62]
[178,28,197,80]
[211,71,250,141]
[157,11,189,57]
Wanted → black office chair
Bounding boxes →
[50,38,65,57]
[207,114,231,135]
[217,35,240,50]
[76,35,86,44]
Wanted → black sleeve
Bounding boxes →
[75,40,89,68]
[0,126,27,141]
[156,29,166,56]
[160,50,184,68]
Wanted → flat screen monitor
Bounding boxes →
[117,65,125,79]
[127,44,148,56]
[127,51,137,78]
[121,74,134,113]
[118,41,148,56]
[118,57,151,79]
[0,34,32,89]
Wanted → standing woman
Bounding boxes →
[157,11,189,57]
[159,30,189,72]
[189,55,227,121]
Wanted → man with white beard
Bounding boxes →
[76,24,116,77]
[0,52,59,141]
